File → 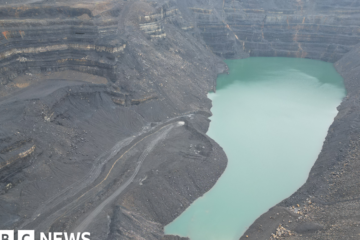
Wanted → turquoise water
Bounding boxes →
[165,57,346,240]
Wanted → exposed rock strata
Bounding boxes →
[179,0,360,61]
[0,1,228,239]
[1,0,360,240]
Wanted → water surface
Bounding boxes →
[165,57,345,240]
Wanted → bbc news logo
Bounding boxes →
[0,231,90,240]
[0,231,34,240]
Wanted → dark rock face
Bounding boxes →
[162,236,190,240]
[1,0,360,240]
[0,1,228,239]
[179,0,360,61]
[0,3,123,85]
[294,222,325,233]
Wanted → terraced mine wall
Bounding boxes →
[0,1,228,240]
[1,0,360,240]
[0,5,125,85]
[179,0,360,61]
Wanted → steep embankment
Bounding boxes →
[1,0,360,240]
[179,0,360,61]
[0,1,228,239]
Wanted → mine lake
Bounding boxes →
[165,57,346,240]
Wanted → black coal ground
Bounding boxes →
[0,79,227,240]
[1,0,360,240]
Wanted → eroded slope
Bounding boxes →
[0,1,228,239]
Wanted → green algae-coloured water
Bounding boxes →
[165,57,346,240]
